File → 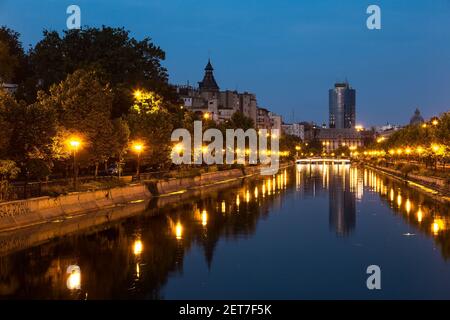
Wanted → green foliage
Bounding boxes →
[0,160,20,180]
[0,40,18,82]
[0,90,13,157]
[279,134,302,159]
[228,111,255,131]
[38,69,120,169]
[26,158,51,181]
[127,89,176,170]
[0,26,27,84]
[334,145,350,157]
[304,139,322,155]
[27,27,172,116]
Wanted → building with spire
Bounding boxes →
[176,59,261,125]
[409,108,424,125]
[198,59,219,92]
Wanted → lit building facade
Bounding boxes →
[256,107,271,130]
[329,82,356,129]
[317,128,364,152]
[282,123,305,140]
[176,60,258,124]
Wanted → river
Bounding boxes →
[1,164,449,299]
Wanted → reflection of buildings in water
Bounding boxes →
[295,164,327,197]
[295,164,357,236]
[328,165,356,236]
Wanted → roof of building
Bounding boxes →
[316,128,362,139]
[198,59,219,91]
[205,59,213,71]
[410,108,424,125]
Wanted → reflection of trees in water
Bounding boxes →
[0,171,290,299]
[367,171,450,260]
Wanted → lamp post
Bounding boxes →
[69,138,81,189]
[132,142,144,179]
[295,145,301,158]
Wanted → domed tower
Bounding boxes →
[198,59,219,92]
[410,108,424,125]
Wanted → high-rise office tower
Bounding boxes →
[329,82,356,129]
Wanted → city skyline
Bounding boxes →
[1,0,449,126]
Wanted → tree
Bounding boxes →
[0,40,18,82]
[0,90,13,157]
[28,27,174,116]
[1,87,57,182]
[127,90,176,170]
[279,134,302,159]
[110,118,130,174]
[38,69,118,176]
[0,160,20,201]
[0,26,27,84]
[228,111,255,130]
[5,100,58,164]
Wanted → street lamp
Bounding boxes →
[203,112,210,120]
[132,142,144,179]
[133,89,142,100]
[68,137,81,189]
[295,145,301,158]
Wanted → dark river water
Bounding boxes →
[1,164,449,299]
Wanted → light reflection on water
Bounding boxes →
[0,164,449,299]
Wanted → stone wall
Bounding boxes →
[0,184,150,232]
[155,169,243,194]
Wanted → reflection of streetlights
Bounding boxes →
[66,265,81,290]
[175,222,183,240]
[68,137,81,189]
[132,142,144,179]
[133,240,143,256]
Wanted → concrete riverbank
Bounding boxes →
[365,164,450,204]
[0,163,293,234]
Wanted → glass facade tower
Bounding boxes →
[329,82,356,129]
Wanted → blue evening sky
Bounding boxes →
[1,0,449,126]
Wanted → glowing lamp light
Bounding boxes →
[175,222,183,240]
[67,137,82,151]
[66,265,81,290]
[431,144,442,153]
[406,199,411,214]
[221,201,226,214]
[70,140,80,149]
[133,89,142,99]
[201,210,208,226]
[173,143,184,153]
[132,142,144,153]
[133,240,143,256]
